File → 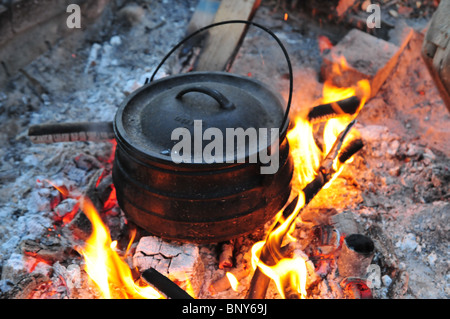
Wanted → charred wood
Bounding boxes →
[307,96,361,124]
[28,121,115,143]
[141,267,194,299]
[338,138,364,164]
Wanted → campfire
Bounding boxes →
[0,0,448,301]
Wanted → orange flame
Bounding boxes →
[251,56,371,299]
[45,179,69,198]
[226,272,240,292]
[287,119,322,191]
[77,197,162,299]
[251,194,308,298]
[183,277,196,298]
[321,78,370,176]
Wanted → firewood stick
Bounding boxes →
[246,168,338,299]
[28,121,115,143]
[338,138,364,164]
[246,196,300,299]
[141,267,193,299]
[307,96,361,124]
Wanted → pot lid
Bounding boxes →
[114,72,287,164]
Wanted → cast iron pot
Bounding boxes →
[113,21,295,243]
[29,21,295,243]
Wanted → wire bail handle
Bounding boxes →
[149,19,294,135]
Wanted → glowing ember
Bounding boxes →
[44,179,69,198]
[318,35,333,54]
[184,278,196,298]
[77,197,162,299]
[102,185,117,212]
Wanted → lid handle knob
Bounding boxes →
[176,86,236,110]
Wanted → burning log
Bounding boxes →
[246,197,299,299]
[20,236,73,266]
[141,268,193,299]
[28,121,114,143]
[337,138,364,164]
[64,169,115,241]
[247,119,363,299]
[307,95,361,124]
[336,234,375,278]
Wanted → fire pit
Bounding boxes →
[28,20,297,243]
[0,0,448,301]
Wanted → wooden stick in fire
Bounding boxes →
[307,95,361,124]
[28,121,115,143]
[246,120,362,299]
[141,267,194,299]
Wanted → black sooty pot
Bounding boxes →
[112,21,295,243]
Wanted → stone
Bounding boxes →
[133,236,205,297]
[110,35,122,46]
[321,28,413,97]
[331,210,361,236]
[1,253,27,283]
[396,233,418,251]
[382,274,392,287]
[427,252,437,267]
